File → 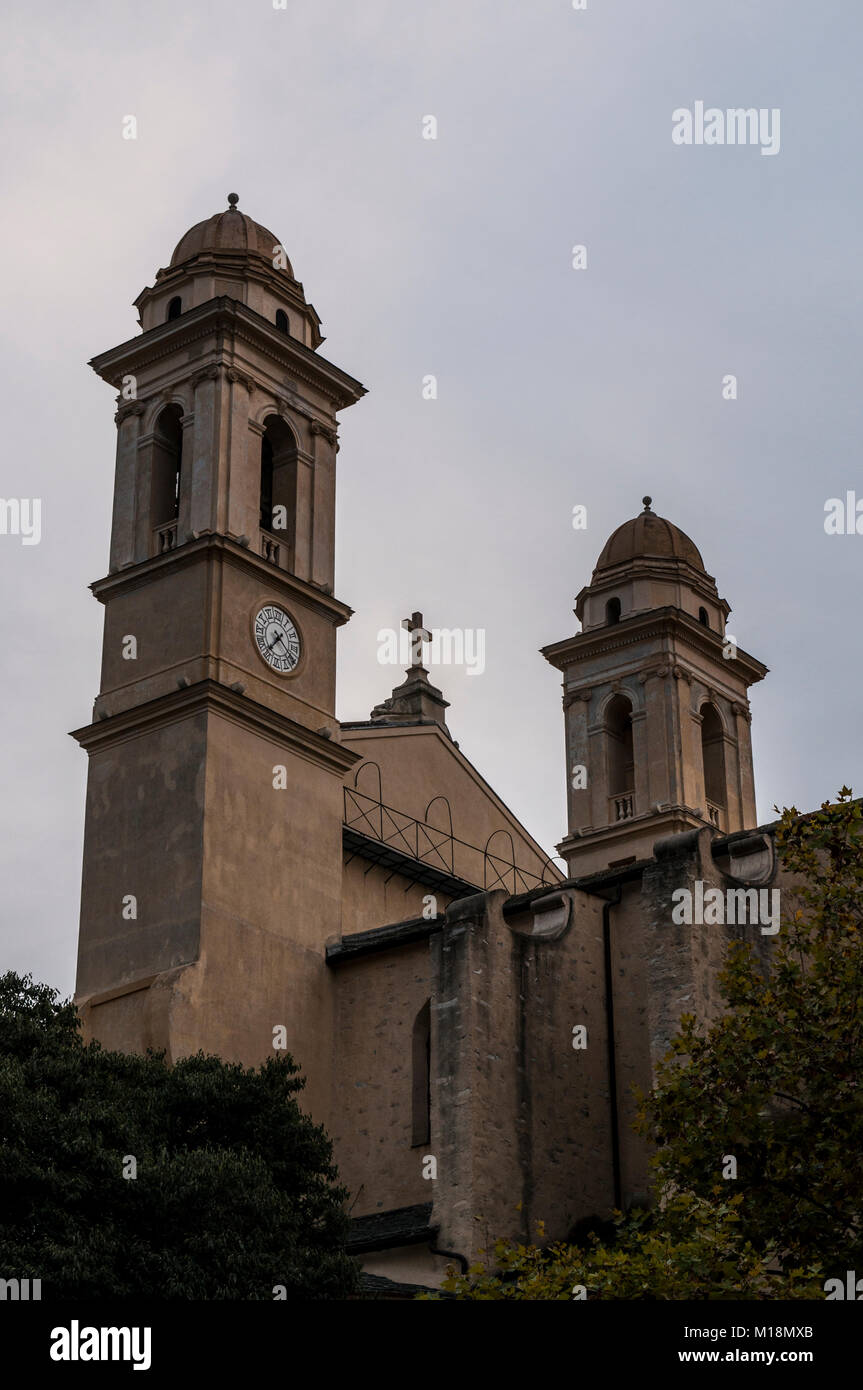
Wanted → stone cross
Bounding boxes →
[401,610,431,669]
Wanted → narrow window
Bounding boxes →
[260,415,298,569]
[166,296,182,321]
[411,1000,431,1147]
[701,703,726,812]
[275,309,289,334]
[606,597,621,625]
[699,606,709,627]
[151,404,183,527]
[606,694,634,796]
[260,436,274,531]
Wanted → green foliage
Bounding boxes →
[640,789,863,1273]
[432,1196,822,1300]
[0,973,357,1299]
[436,792,861,1300]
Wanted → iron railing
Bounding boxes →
[343,785,559,895]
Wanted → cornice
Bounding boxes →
[543,606,767,685]
[139,253,315,311]
[89,297,366,410]
[70,678,361,775]
[583,553,720,592]
[113,366,338,445]
[558,803,711,854]
[91,533,353,625]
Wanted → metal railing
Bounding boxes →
[343,786,559,895]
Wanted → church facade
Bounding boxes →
[72,199,782,1292]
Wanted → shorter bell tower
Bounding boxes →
[543,498,767,876]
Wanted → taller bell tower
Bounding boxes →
[543,498,768,876]
[73,197,365,1118]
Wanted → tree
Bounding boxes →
[0,973,357,1298]
[640,789,863,1275]
[431,1198,822,1300]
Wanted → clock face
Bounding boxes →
[253,604,301,674]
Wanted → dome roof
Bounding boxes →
[169,193,292,275]
[595,497,705,572]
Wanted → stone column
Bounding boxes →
[109,400,145,571]
[631,704,649,818]
[641,825,729,1075]
[587,694,609,829]
[673,667,700,810]
[310,419,337,591]
[430,891,520,1265]
[188,366,221,538]
[132,419,157,563]
[639,667,670,810]
[733,700,757,827]
[292,434,315,583]
[564,688,592,834]
[224,369,258,543]
[178,412,196,543]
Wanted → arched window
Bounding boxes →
[606,694,634,797]
[275,309,289,334]
[260,415,297,567]
[701,703,727,813]
[699,606,709,627]
[166,296,182,321]
[260,435,274,531]
[412,1000,431,1147]
[606,597,621,626]
[151,404,183,530]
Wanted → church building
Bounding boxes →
[72,198,781,1293]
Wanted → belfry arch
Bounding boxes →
[700,701,727,825]
[150,403,184,547]
[605,693,635,821]
[260,413,298,571]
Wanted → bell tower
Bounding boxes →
[72,197,365,1116]
[543,498,767,876]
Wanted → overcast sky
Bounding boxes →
[1,0,860,998]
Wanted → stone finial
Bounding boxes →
[642,495,653,512]
[227,192,239,208]
[370,610,452,735]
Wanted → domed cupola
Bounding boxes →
[134,194,324,348]
[576,497,728,635]
[169,197,294,273]
[595,498,705,572]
